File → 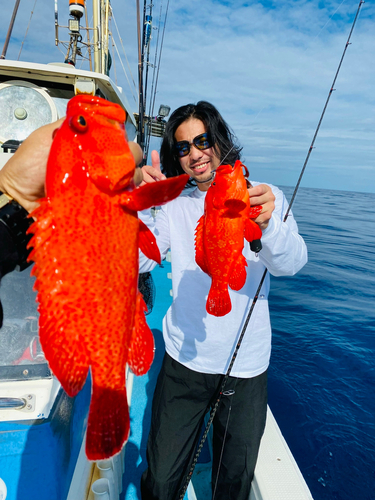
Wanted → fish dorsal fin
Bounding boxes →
[195,215,210,276]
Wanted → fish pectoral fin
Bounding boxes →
[86,384,130,460]
[228,255,247,291]
[244,218,262,242]
[206,283,232,317]
[248,205,263,219]
[224,198,247,213]
[127,293,155,376]
[120,174,189,211]
[139,220,161,264]
[195,215,210,275]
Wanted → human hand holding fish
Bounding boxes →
[0,118,64,213]
[0,119,144,213]
[247,183,275,231]
[26,95,188,460]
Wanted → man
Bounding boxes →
[139,101,308,500]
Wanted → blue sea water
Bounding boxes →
[268,187,375,500]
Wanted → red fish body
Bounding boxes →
[195,160,262,317]
[27,95,188,460]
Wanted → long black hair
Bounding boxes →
[160,101,242,179]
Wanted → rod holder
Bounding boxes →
[91,478,111,500]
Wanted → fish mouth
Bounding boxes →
[68,95,126,124]
[216,164,233,175]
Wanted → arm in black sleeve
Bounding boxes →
[0,223,21,279]
[0,197,33,327]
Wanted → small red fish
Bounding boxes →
[195,160,262,317]
[27,95,188,460]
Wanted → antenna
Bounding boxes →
[64,0,85,66]
[53,0,103,72]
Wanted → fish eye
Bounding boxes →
[70,114,89,133]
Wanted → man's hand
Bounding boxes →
[248,184,275,231]
[0,117,146,211]
[129,141,143,186]
[0,119,64,212]
[140,150,166,186]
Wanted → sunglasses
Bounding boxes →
[174,133,212,158]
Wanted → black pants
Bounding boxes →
[141,354,267,500]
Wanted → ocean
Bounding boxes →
[268,186,375,500]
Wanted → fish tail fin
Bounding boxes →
[86,385,130,461]
[206,284,232,317]
[229,254,247,291]
[127,292,155,375]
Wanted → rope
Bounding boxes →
[111,11,138,100]
[111,37,138,104]
[17,0,38,60]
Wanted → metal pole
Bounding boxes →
[1,0,21,59]
[84,0,92,71]
[136,0,142,99]
[100,0,105,73]
[103,0,110,75]
[138,0,147,153]
[93,0,100,72]
[54,0,59,46]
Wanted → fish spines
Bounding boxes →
[195,215,210,275]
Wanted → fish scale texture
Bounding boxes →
[195,160,262,317]
[27,95,188,460]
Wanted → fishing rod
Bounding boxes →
[142,4,154,141]
[144,1,163,162]
[177,1,365,498]
[137,0,147,153]
[144,0,171,163]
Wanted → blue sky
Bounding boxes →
[1,0,374,193]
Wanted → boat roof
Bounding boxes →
[0,59,136,131]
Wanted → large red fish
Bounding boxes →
[195,160,262,317]
[27,95,188,460]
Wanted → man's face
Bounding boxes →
[174,118,220,191]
